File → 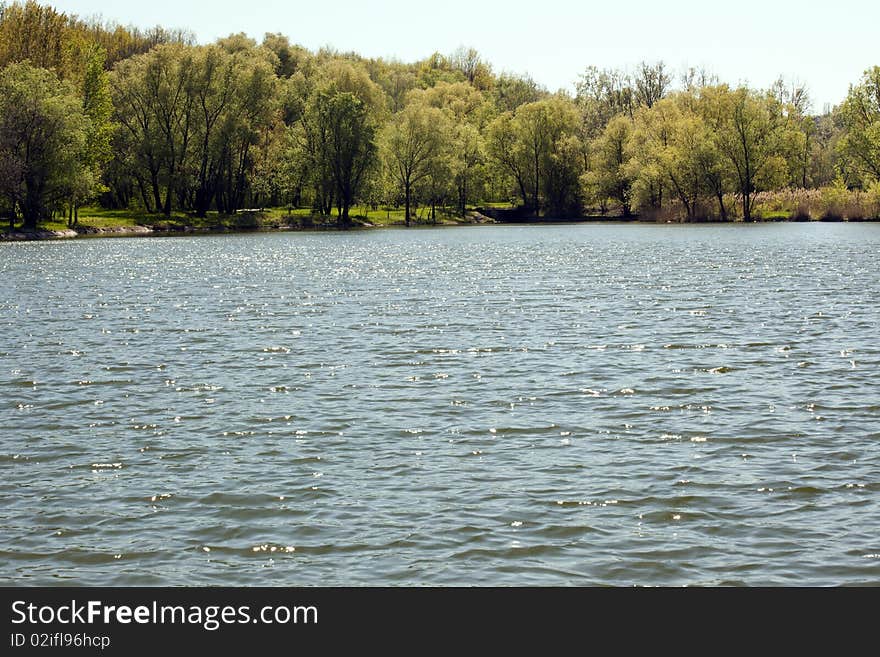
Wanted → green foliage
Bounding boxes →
[0,0,194,77]
[380,101,448,225]
[487,97,583,215]
[109,43,278,217]
[585,115,635,216]
[2,2,879,228]
[699,86,795,220]
[837,67,880,186]
[0,62,89,229]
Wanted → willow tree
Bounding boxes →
[381,102,446,225]
[487,112,530,208]
[487,97,581,215]
[837,67,880,186]
[630,95,714,220]
[188,45,238,217]
[67,43,113,225]
[586,115,635,216]
[416,81,491,216]
[700,86,791,221]
[110,44,196,216]
[318,90,377,227]
[450,122,485,216]
[293,60,384,219]
[202,47,277,215]
[0,62,89,230]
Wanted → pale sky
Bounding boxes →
[49,0,877,111]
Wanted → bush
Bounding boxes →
[819,181,849,220]
[753,185,880,222]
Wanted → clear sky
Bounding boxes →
[49,0,877,111]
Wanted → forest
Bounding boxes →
[1,0,879,233]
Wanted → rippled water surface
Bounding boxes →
[2,223,879,585]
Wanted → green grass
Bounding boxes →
[6,202,506,234]
[755,210,792,221]
[13,207,190,232]
[481,201,517,209]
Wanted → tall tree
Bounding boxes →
[634,61,670,109]
[0,62,88,230]
[837,67,880,186]
[586,115,635,216]
[381,102,446,225]
[700,86,789,221]
[189,45,238,217]
[319,90,376,226]
[488,97,581,214]
[69,42,113,225]
[487,112,530,208]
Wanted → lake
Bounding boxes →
[1,223,879,585]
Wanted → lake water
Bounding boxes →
[2,223,879,585]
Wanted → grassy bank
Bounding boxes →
[1,204,493,239]
[6,189,879,241]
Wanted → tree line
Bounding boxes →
[1,0,879,232]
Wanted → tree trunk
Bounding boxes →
[515,178,528,210]
[716,193,727,221]
[23,183,40,231]
[135,178,153,214]
[151,171,162,214]
[533,149,540,216]
[22,208,38,231]
[404,182,411,227]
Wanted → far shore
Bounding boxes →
[2,208,878,242]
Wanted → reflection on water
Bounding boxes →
[1,223,879,585]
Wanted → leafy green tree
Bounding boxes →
[294,60,383,218]
[69,43,113,225]
[585,115,635,216]
[633,61,670,109]
[0,1,69,74]
[544,133,585,216]
[108,54,166,213]
[319,90,377,226]
[630,95,713,220]
[837,67,880,186]
[367,58,417,113]
[493,72,546,113]
[189,45,238,217]
[700,86,790,221]
[450,122,485,216]
[111,44,197,216]
[381,102,447,225]
[576,66,636,127]
[262,33,310,79]
[0,62,89,230]
[210,49,278,214]
[487,97,581,215]
[487,111,530,208]
[110,43,277,216]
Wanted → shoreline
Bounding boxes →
[2,213,878,242]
